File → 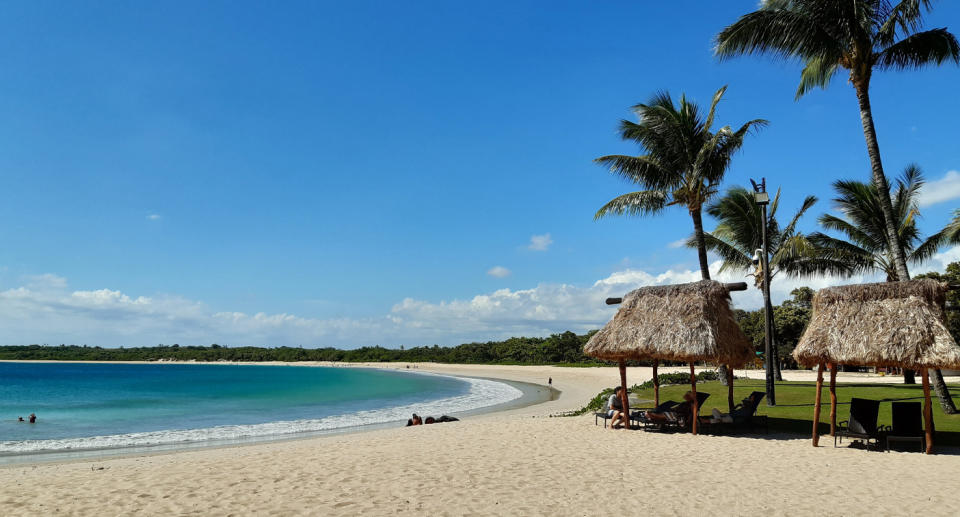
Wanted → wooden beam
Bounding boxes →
[812,363,824,447]
[605,282,749,305]
[922,368,934,454]
[829,364,837,437]
[618,360,630,431]
[690,363,698,435]
[727,366,735,413]
[652,360,659,407]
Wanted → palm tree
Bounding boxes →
[716,0,960,283]
[700,186,850,281]
[697,186,851,379]
[811,165,957,411]
[809,165,943,280]
[594,86,767,280]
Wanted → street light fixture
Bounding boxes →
[751,177,776,406]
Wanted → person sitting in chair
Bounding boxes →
[607,387,627,429]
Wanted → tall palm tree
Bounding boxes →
[811,165,957,410]
[700,186,850,281]
[697,187,851,379]
[809,165,943,280]
[594,86,767,280]
[716,0,960,283]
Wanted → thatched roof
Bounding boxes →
[584,280,753,367]
[793,279,960,369]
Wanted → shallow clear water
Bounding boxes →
[0,363,522,454]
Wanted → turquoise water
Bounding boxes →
[0,363,522,454]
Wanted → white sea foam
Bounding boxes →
[0,372,523,454]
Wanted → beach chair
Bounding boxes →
[636,393,710,432]
[700,391,767,434]
[629,400,677,428]
[835,398,882,450]
[884,402,927,452]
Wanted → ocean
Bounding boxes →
[0,362,523,456]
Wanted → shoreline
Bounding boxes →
[0,363,557,466]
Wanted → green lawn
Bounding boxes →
[629,379,960,446]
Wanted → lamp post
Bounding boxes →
[751,178,776,406]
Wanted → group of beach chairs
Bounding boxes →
[595,390,769,435]
[835,398,932,452]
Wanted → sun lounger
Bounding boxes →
[636,393,709,432]
[700,391,767,434]
[836,398,882,450]
[884,401,927,452]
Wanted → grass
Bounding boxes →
[626,379,960,446]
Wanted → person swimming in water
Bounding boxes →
[28,413,36,423]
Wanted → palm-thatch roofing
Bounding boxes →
[793,279,960,370]
[584,280,753,367]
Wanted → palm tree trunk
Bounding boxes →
[903,369,916,385]
[853,81,911,283]
[693,206,727,384]
[932,369,957,414]
[691,207,711,281]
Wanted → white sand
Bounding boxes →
[1,363,958,516]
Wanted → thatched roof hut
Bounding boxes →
[584,280,753,368]
[793,279,960,370]
[794,279,960,454]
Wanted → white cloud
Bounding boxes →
[486,266,511,278]
[528,233,553,251]
[918,170,960,207]
[3,247,959,348]
[147,214,161,221]
[667,239,688,249]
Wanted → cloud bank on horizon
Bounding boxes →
[4,246,959,349]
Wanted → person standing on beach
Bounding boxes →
[548,377,552,386]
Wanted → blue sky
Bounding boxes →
[1,1,959,347]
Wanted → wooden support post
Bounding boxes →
[652,360,659,407]
[690,363,698,435]
[727,365,735,413]
[812,362,824,447]
[922,368,934,454]
[618,360,630,431]
[829,364,837,437]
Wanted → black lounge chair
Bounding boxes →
[835,398,882,450]
[629,401,677,427]
[700,391,767,434]
[884,402,928,452]
[636,392,710,432]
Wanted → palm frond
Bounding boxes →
[594,154,673,190]
[796,55,842,99]
[715,8,845,63]
[876,28,960,70]
[781,195,818,237]
[594,190,669,220]
[703,85,728,133]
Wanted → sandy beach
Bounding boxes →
[2,363,958,516]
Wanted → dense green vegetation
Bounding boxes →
[0,331,603,364]
[581,378,960,445]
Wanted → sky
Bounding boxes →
[1,1,960,347]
